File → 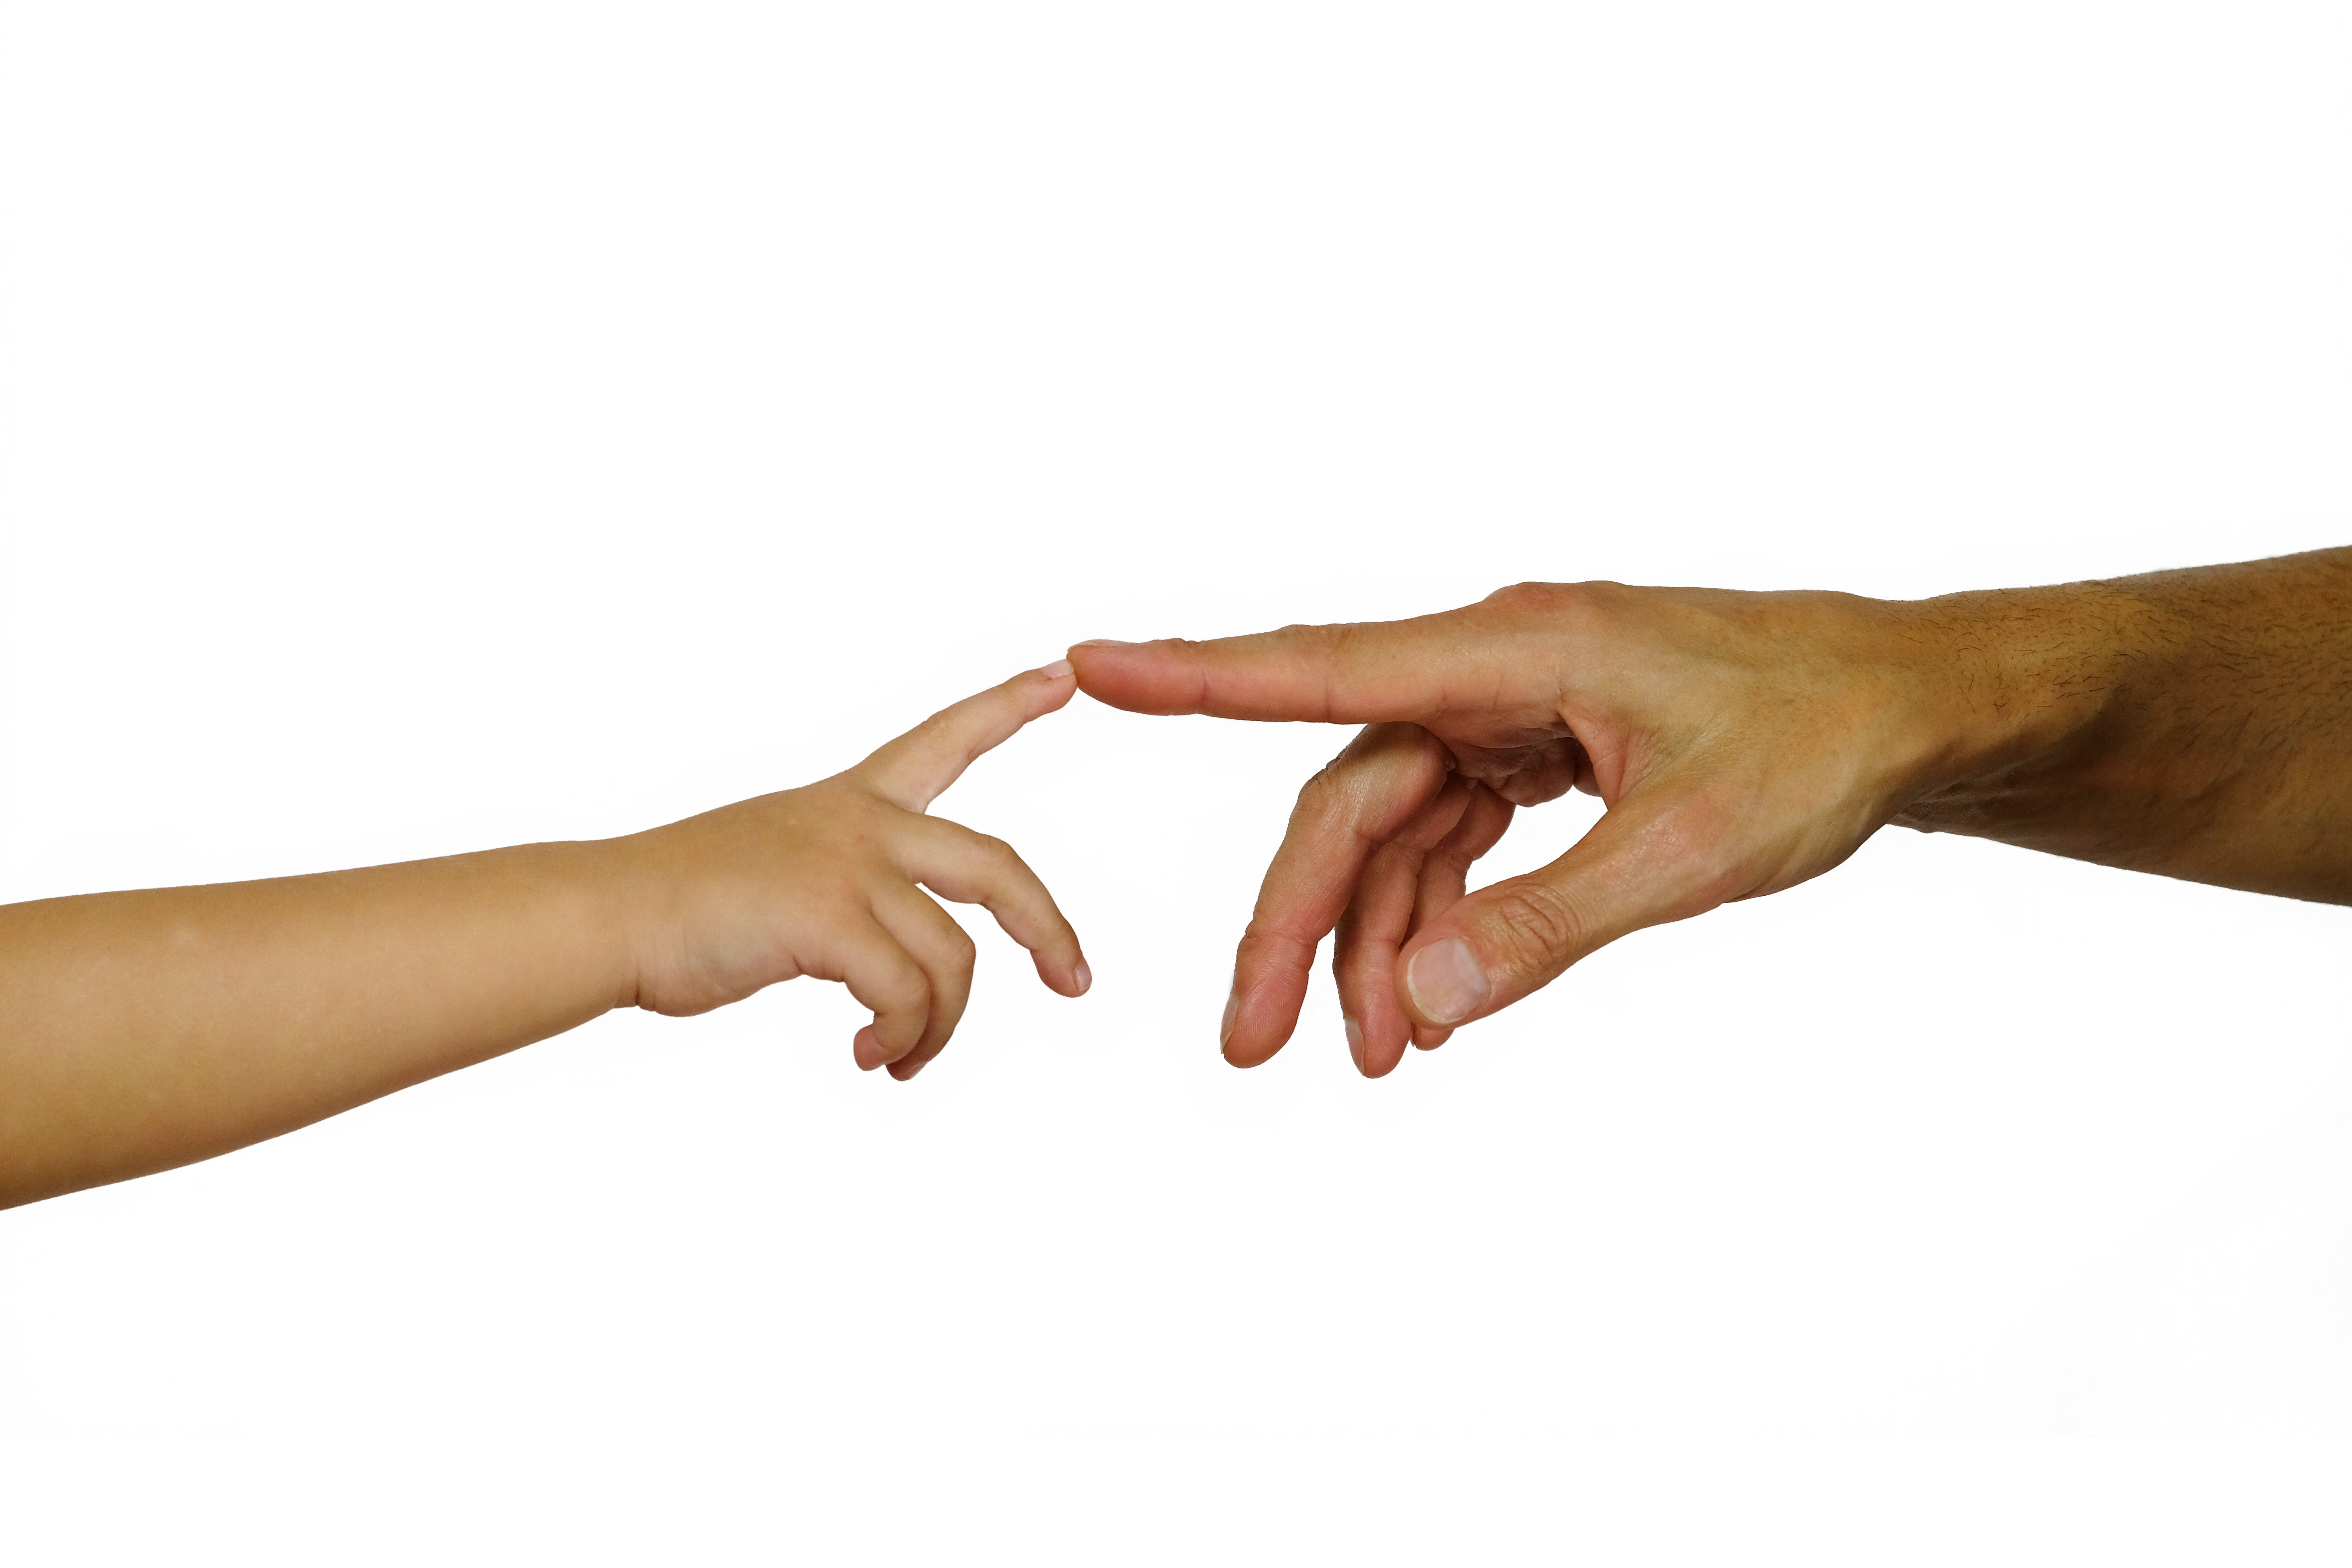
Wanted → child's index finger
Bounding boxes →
[857,661,1076,811]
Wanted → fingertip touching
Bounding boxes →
[1067,637,1205,717]
[1018,657,1080,719]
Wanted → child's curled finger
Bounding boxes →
[867,881,977,1079]
[892,814,1089,998]
[818,915,933,1071]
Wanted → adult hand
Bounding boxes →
[1070,581,2092,1077]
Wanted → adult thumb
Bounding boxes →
[1395,789,1735,1029]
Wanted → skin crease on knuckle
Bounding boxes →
[1330,728,1453,837]
[917,893,983,982]
[1469,879,1588,989]
[972,833,1033,894]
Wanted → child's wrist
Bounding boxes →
[556,835,658,1013]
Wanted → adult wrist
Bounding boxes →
[1884,578,2150,826]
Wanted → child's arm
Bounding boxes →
[0,664,1088,1209]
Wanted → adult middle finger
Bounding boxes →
[1222,723,1454,1067]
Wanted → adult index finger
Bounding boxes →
[857,662,1077,813]
[1068,603,1493,724]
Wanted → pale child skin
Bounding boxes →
[0,664,1089,1209]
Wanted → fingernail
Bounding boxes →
[1219,987,1240,1048]
[1071,639,1135,649]
[1035,658,1073,679]
[1406,938,1490,1025]
[1073,960,1093,995]
[1343,1016,1366,1073]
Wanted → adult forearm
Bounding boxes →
[0,841,635,1208]
[1898,547,2352,901]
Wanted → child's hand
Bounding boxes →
[613,662,1089,1079]
[0,661,1089,1203]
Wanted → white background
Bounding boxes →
[4,3,2349,1562]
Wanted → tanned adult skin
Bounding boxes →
[1069,548,2352,1079]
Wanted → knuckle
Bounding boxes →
[1429,845,1476,878]
[1481,579,1611,628]
[1483,580,1572,615]
[828,791,894,845]
[887,960,932,1010]
[1294,762,1344,813]
[1236,922,1312,975]
[1296,726,1443,819]
[1477,880,1586,971]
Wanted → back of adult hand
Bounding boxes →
[1071,581,2089,1076]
